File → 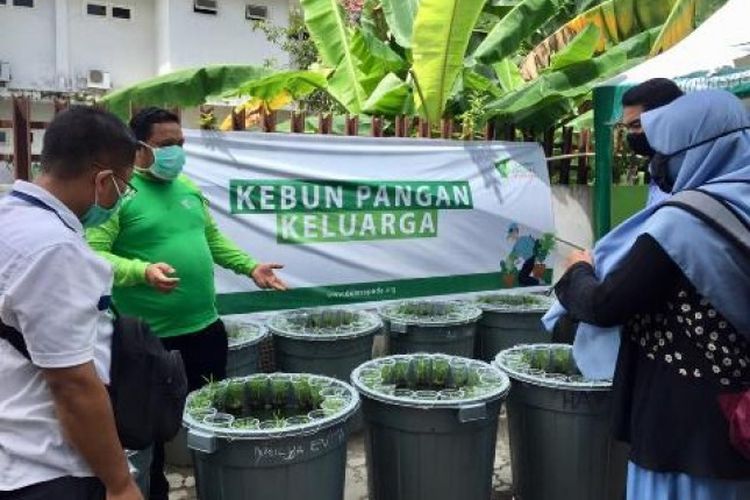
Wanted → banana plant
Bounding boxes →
[520,0,724,79]
[300,0,368,112]
[101,65,270,119]
[411,0,487,123]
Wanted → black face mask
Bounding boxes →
[626,132,656,158]
[649,125,750,193]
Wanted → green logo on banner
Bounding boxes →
[229,180,473,244]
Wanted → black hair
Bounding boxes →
[41,106,137,179]
[621,78,684,111]
[129,107,181,142]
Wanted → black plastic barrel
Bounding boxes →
[352,353,510,500]
[185,373,360,500]
[473,293,553,362]
[225,320,268,378]
[380,300,482,357]
[494,344,628,500]
[267,308,381,381]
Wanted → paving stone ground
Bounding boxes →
[164,414,514,500]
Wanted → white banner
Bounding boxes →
[183,130,556,314]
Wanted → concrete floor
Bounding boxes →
[164,415,514,500]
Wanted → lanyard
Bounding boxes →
[9,190,77,232]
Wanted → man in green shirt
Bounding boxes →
[86,107,286,499]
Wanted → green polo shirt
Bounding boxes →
[86,172,257,337]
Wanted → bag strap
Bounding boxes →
[0,322,31,361]
[661,189,750,254]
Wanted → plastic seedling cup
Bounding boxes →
[393,359,410,386]
[204,413,234,428]
[414,355,433,388]
[531,348,552,371]
[308,409,328,420]
[225,380,246,416]
[320,387,347,399]
[359,368,382,388]
[270,375,292,409]
[321,397,346,413]
[449,360,469,388]
[189,407,217,420]
[378,359,396,384]
[394,388,415,399]
[438,389,465,400]
[232,417,260,430]
[431,356,451,388]
[293,377,314,411]
[414,390,439,401]
[286,416,312,427]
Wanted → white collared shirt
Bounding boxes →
[0,180,114,490]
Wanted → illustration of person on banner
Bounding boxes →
[86,107,288,500]
[504,223,554,287]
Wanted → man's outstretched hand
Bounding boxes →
[250,263,288,291]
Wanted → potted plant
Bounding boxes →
[379,300,482,357]
[184,373,361,500]
[267,308,382,381]
[495,345,627,500]
[473,293,554,362]
[352,354,510,500]
[533,233,556,280]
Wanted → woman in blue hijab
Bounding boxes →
[552,89,750,499]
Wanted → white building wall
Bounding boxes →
[159,0,290,73]
[0,1,57,90]
[0,0,290,93]
[66,0,157,89]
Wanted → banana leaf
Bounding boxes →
[363,73,413,115]
[649,0,698,56]
[226,70,328,100]
[411,0,486,123]
[218,93,293,131]
[360,0,390,40]
[485,28,660,127]
[327,58,367,113]
[546,23,600,72]
[351,30,408,93]
[300,0,366,112]
[380,0,420,48]
[521,0,676,78]
[470,0,558,65]
[101,65,270,119]
[493,59,526,93]
[463,69,503,98]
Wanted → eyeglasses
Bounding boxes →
[615,118,642,132]
[111,173,138,199]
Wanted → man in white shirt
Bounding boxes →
[0,107,141,499]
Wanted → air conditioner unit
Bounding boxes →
[194,0,218,14]
[0,63,11,83]
[87,69,111,90]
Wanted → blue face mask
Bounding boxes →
[81,176,123,228]
[146,144,186,181]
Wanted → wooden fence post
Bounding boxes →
[371,116,383,137]
[577,128,591,185]
[12,96,31,181]
[262,109,277,133]
[231,108,246,131]
[345,115,359,136]
[318,113,333,135]
[559,126,574,185]
[291,111,306,133]
[395,115,407,137]
[418,118,430,138]
[441,118,453,139]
